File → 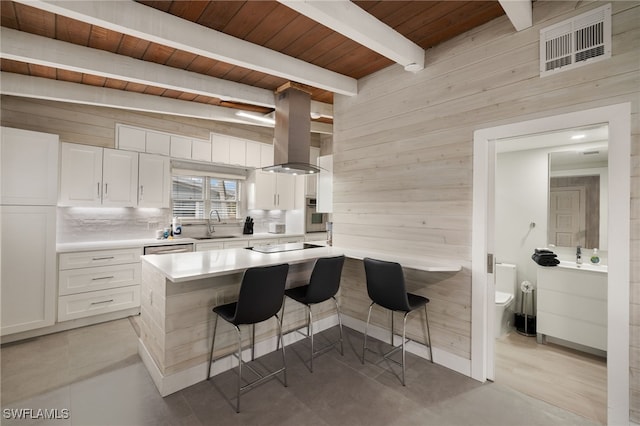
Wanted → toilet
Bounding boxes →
[495,263,517,338]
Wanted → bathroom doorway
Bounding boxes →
[492,125,608,423]
[470,103,631,425]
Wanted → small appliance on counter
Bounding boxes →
[268,223,286,234]
[243,216,254,235]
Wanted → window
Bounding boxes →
[172,175,240,220]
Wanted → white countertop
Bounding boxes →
[141,244,462,283]
[557,260,608,273]
[56,233,304,253]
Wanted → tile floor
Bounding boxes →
[1,318,599,426]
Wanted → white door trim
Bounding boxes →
[471,103,630,425]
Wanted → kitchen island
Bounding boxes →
[138,244,461,395]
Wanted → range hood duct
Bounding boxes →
[262,84,320,175]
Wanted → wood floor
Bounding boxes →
[495,332,607,425]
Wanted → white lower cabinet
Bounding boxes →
[223,240,249,249]
[195,241,224,252]
[58,247,142,321]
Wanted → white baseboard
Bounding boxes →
[340,314,472,378]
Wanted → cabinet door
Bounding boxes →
[275,174,295,210]
[245,141,262,168]
[102,148,138,207]
[146,131,171,156]
[59,143,103,206]
[138,153,170,208]
[170,135,192,159]
[252,170,277,209]
[1,206,56,336]
[260,144,274,168]
[195,242,224,251]
[117,125,146,152]
[1,127,59,205]
[211,134,230,164]
[229,140,246,166]
[192,139,212,162]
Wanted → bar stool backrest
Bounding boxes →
[363,257,411,311]
[305,255,345,304]
[233,263,289,325]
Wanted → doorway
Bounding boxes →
[470,103,631,425]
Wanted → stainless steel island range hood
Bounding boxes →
[262,83,320,175]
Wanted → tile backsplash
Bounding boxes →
[57,207,171,243]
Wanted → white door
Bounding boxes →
[59,143,103,206]
[138,153,170,208]
[549,187,586,247]
[102,148,138,207]
[1,206,57,336]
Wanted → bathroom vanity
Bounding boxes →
[536,261,607,352]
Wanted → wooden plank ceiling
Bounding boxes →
[0,1,505,123]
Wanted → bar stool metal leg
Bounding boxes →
[362,302,375,364]
[275,314,288,387]
[277,298,286,350]
[207,314,219,380]
[333,296,344,356]
[308,306,314,372]
[251,324,256,361]
[402,312,409,386]
[425,305,433,363]
[234,325,242,413]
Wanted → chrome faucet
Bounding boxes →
[207,209,221,234]
[576,245,582,265]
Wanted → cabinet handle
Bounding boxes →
[91,299,114,305]
[277,194,280,205]
[92,256,115,261]
[97,182,101,197]
[91,276,114,281]
[140,185,144,199]
[104,183,108,196]
[273,194,276,205]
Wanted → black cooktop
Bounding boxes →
[247,242,323,253]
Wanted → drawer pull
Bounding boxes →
[92,256,115,261]
[90,299,114,305]
[92,276,114,281]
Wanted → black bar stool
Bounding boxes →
[206,263,289,413]
[279,255,345,372]
[361,257,433,386]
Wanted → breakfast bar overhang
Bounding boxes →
[138,245,461,396]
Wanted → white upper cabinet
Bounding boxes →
[117,125,146,152]
[1,127,59,205]
[260,144,274,168]
[145,131,171,156]
[191,138,212,162]
[170,135,192,159]
[305,147,320,197]
[100,148,139,207]
[59,143,138,207]
[59,143,103,206]
[211,134,230,164]
[248,170,295,210]
[229,139,246,166]
[245,141,262,168]
[138,153,170,208]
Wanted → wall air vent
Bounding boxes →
[540,4,611,77]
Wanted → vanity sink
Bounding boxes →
[557,260,607,273]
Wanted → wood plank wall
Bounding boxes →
[0,96,323,149]
[332,1,639,419]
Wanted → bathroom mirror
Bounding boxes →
[547,145,608,250]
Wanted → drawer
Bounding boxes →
[59,263,141,296]
[196,242,224,251]
[223,240,249,249]
[58,286,140,322]
[59,247,142,270]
